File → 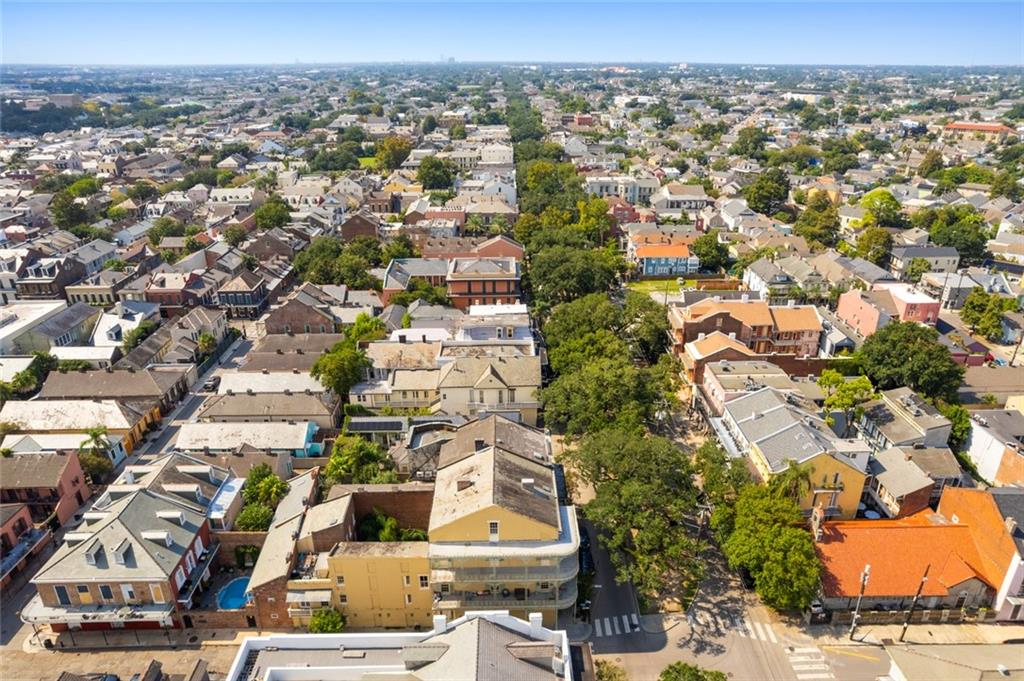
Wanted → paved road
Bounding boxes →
[585,532,892,681]
[130,337,253,463]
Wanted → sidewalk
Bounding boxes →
[775,617,1024,647]
[22,626,265,653]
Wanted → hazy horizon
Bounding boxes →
[3,1,1022,67]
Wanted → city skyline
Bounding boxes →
[3,1,1022,67]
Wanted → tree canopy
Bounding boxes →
[857,321,964,403]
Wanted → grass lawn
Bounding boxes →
[358,156,378,169]
[626,279,680,297]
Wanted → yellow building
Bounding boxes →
[722,387,870,519]
[327,543,433,629]
[282,416,579,630]
[427,417,579,627]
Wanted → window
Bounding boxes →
[339,595,348,604]
[99,584,114,601]
[440,583,451,594]
[488,521,499,542]
[55,585,71,605]
[175,567,186,589]
[77,584,89,595]
[404,575,411,587]
[405,594,413,605]
[336,576,345,587]
[121,584,136,602]
[419,575,429,589]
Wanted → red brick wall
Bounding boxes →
[213,530,268,567]
[347,488,434,532]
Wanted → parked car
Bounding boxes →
[579,525,591,551]
[202,376,221,392]
[579,547,595,576]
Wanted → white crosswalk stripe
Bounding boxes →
[785,644,834,681]
[591,612,641,638]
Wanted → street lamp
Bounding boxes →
[849,563,870,640]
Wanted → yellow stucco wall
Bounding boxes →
[750,447,865,519]
[326,546,433,629]
[429,505,559,543]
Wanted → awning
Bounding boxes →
[285,590,331,604]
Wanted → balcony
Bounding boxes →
[1,527,51,581]
[467,400,540,410]
[434,580,576,611]
[430,555,578,584]
[176,542,221,607]
[21,593,174,626]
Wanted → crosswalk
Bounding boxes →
[786,646,834,680]
[592,613,641,638]
[685,611,778,643]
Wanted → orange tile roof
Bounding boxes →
[816,511,1002,599]
[769,306,823,333]
[635,243,691,259]
[944,121,1017,134]
[684,331,757,360]
[937,488,1016,589]
[686,300,774,328]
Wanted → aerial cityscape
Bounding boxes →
[1,3,1023,681]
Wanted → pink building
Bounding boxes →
[835,289,892,338]
[881,284,941,326]
[836,285,939,338]
[0,451,92,527]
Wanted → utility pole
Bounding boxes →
[900,564,930,642]
[848,563,870,641]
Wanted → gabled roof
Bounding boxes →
[33,489,205,583]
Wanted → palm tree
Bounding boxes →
[197,332,217,357]
[771,460,813,503]
[80,426,111,459]
[0,381,12,406]
[79,426,113,484]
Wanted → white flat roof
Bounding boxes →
[218,371,324,395]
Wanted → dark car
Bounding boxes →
[738,566,755,590]
[202,376,221,392]
[579,525,591,551]
[579,547,595,576]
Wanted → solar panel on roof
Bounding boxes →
[346,420,404,432]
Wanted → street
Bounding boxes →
[129,335,254,463]
[585,539,893,681]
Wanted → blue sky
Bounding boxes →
[2,2,1022,66]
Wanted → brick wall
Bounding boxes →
[348,488,434,531]
[264,300,334,335]
[213,531,267,567]
[184,607,255,629]
[251,575,292,630]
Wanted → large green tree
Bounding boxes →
[569,430,702,596]
[541,357,656,436]
[744,168,790,216]
[311,345,369,396]
[416,156,454,190]
[855,225,893,266]
[719,485,820,611]
[691,230,729,272]
[659,663,727,681]
[374,135,413,171]
[528,245,620,308]
[254,198,291,230]
[858,321,964,403]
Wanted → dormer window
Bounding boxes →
[84,540,102,565]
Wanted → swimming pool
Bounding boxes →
[217,577,251,610]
